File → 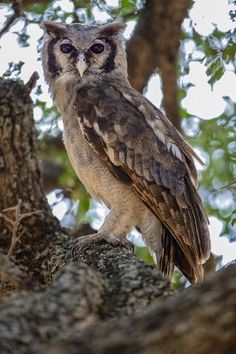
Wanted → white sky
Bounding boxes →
[0,0,235,265]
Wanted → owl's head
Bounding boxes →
[41,20,127,88]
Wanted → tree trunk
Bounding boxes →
[0,77,46,210]
[0,79,235,354]
[0,77,64,293]
[127,0,191,130]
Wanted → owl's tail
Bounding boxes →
[158,227,204,285]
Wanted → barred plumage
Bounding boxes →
[41,20,210,284]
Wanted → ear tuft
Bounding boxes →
[40,21,66,37]
[99,20,126,37]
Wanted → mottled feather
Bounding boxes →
[41,20,211,284]
[76,77,210,281]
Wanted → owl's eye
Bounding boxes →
[60,43,74,53]
[90,43,104,54]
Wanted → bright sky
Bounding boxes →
[0,0,235,265]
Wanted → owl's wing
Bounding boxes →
[76,80,210,283]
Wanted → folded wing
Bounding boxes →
[76,79,210,283]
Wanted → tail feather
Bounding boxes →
[159,227,204,285]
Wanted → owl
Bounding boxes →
[41,20,210,284]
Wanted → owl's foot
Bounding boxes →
[106,234,134,252]
[71,232,133,257]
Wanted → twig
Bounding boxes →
[24,71,39,93]
[211,181,236,192]
[7,199,22,256]
[0,0,23,38]
[0,199,43,256]
[0,213,15,228]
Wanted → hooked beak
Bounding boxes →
[76,54,87,77]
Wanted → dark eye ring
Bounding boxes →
[60,43,74,54]
[90,43,104,54]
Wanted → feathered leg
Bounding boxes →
[71,208,134,256]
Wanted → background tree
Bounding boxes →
[0,1,236,352]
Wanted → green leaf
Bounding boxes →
[3,61,25,78]
[135,246,155,265]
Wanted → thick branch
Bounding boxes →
[0,243,172,352]
[34,265,236,354]
[0,254,235,354]
[127,0,191,130]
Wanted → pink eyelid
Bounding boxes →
[93,38,105,45]
[61,39,72,44]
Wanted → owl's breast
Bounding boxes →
[63,114,117,207]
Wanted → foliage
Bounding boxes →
[3,61,25,78]
[135,246,154,266]
[180,18,236,243]
[195,28,236,86]
[191,104,235,239]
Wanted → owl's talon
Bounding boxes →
[71,233,134,257]
[106,235,134,252]
[71,233,101,256]
[105,234,122,247]
[122,239,134,252]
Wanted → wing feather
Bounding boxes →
[76,79,210,282]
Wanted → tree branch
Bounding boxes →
[24,71,39,93]
[0,0,22,39]
[127,0,191,130]
[0,249,235,354]
[33,264,236,354]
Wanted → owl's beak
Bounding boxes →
[76,54,87,77]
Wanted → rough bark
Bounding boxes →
[33,265,236,354]
[127,0,191,130]
[0,253,235,354]
[0,78,48,211]
[0,78,65,294]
